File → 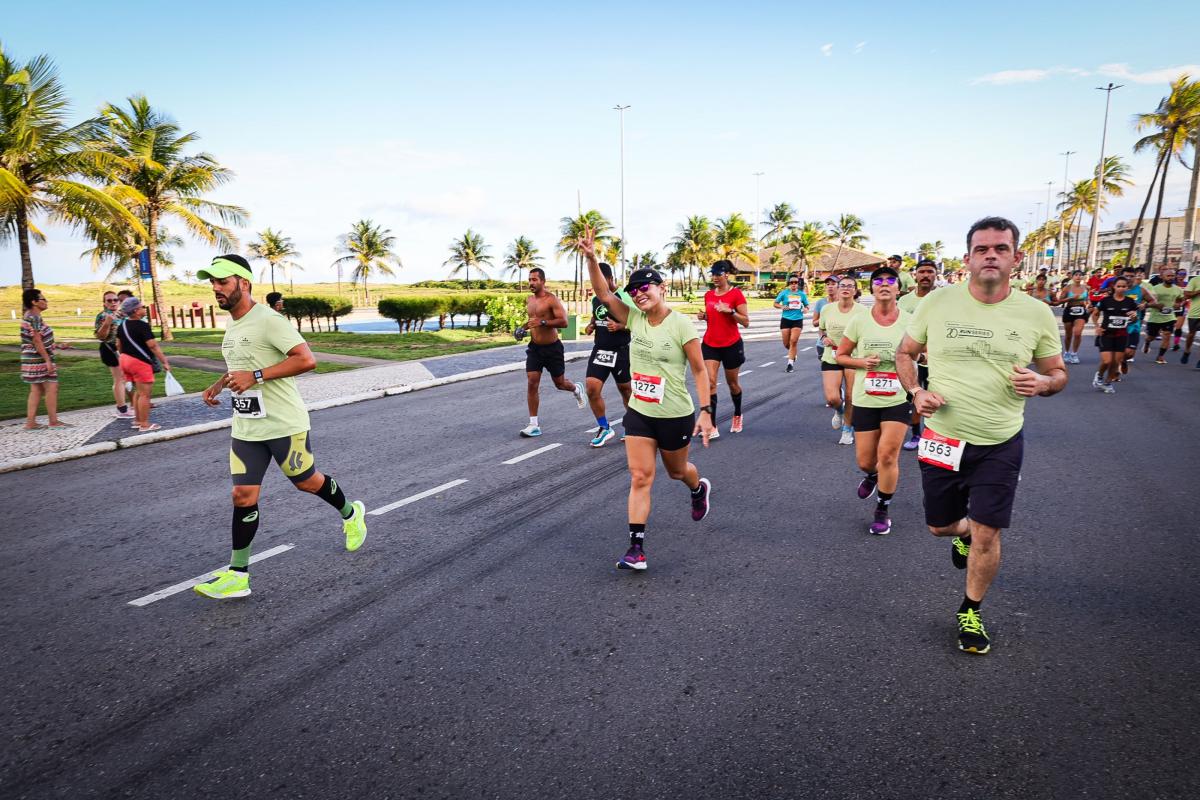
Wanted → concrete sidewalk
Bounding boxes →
[1,309,798,473]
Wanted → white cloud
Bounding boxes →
[1097,63,1200,84]
[820,43,833,57]
[973,62,1199,86]
[853,41,866,54]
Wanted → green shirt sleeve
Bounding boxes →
[1032,304,1062,359]
[842,313,863,346]
[266,310,306,356]
[907,293,931,344]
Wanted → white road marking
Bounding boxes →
[759,361,775,367]
[740,370,753,375]
[801,346,813,352]
[128,544,295,607]
[368,479,469,516]
[586,417,623,434]
[502,442,562,464]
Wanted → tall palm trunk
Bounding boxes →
[270,262,277,293]
[147,208,174,341]
[1145,153,1172,272]
[1125,147,1168,269]
[466,263,471,291]
[831,241,845,273]
[16,205,35,289]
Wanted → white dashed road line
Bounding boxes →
[759,361,775,367]
[128,544,296,607]
[740,370,753,376]
[369,479,469,516]
[801,346,813,352]
[502,442,562,465]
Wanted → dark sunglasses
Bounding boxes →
[872,276,898,286]
[629,283,656,296]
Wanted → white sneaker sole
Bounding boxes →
[195,587,251,599]
[616,561,647,571]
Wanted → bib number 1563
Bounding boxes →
[917,428,964,471]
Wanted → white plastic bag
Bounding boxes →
[164,370,185,397]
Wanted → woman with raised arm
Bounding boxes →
[581,227,716,572]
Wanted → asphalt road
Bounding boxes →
[2,332,1197,799]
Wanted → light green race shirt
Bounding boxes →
[221,303,311,441]
[1187,277,1200,319]
[907,284,1061,445]
[818,301,866,364]
[626,304,700,419]
[1147,283,1182,323]
[897,289,934,313]
[843,308,910,409]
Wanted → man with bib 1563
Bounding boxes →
[896,218,1066,655]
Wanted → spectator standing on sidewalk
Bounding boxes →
[116,297,171,433]
[20,288,72,429]
[94,290,133,418]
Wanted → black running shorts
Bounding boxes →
[701,340,745,369]
[584,345,630,384]
[622,407,693,452]
[779,318,804,330]
[1099,333,1128,352]
[820,361,846,372]
[853,401,914,432]
[230,432,317,487]
[99,342,120,367]
[1189,318,1200,334]
[919,431,1024,530]
[525,340,566,377]
[1146,320,1176,338]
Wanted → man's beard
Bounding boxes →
[217,288,241,310]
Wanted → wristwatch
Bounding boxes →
[699,404,715,415]
[253,369,264,384]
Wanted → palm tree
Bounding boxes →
[630,250,660,269]
[828,213,867,272]
[249,228,301,293]
[668,215,715,291]
[558,210,614,303]
[502,235,542,285]
[1059,179,1097,269]
[0,44,144,289]
[182,269,195,284]
[83,224,182,286]
[1128,76,1200,270]
[761,202,799,245]
[445,229,493,289]
[664,249,685,294]
[714,212,758,270]
[93,95,248,340]
[332,219,402,304]
[787,222,832,280]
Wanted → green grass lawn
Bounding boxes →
[0,354,222,420]
[169,327,517,361]
[156,345,353,374]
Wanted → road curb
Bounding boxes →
[0,351,592,474]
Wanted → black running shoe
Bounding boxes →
[951,536,970,569]
[1182,352,1191,364]
[956,608,990,654]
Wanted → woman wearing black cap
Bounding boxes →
[697,260,750,434]
[579,227,716,572]
[835,265,912,535]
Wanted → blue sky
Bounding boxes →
[6,0,1200,285]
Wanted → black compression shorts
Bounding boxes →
[230,432,317,487]
[622,407,694,452]
[584,345,630,384]
[701,341,745,370]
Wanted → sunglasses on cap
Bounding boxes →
[872,276,898,286]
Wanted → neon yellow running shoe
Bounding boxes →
[194,569,250,600]
[343,500,367,551]
[956,608,990,654]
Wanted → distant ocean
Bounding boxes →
[338,316,489,334]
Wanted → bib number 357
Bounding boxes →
[917,427,964,471]
[632,372,664,404]
[231,390,267,418]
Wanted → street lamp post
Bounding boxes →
[1042,181,1053,268]
[613,104,630,281]
[1055,150,1075,273]
[753,171,764,288]
[1085,83,1122,271]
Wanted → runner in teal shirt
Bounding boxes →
[774,276,811,371]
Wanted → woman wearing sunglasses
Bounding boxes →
[580,227,715,573]
[835,265,912,535]
[773,275,810,372]
[93,291,133,418]
[818,276,865,445]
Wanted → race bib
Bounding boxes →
[787,298,803,310]
[917,428,965,472]
[592,349,617,367]
[632,372,664,404]
[864,371,900,396]
[1106,316,1128,330]
[231,390,267,418]
[1066,305,1086,317]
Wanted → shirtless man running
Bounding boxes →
[520,267,586,437]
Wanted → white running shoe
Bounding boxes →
[519,425,542,437]
[1091,373,1103,389]
[838,429,854,446]
[572,382,586,409]
[708,428,721,441]
[831,409,844,429]
[1102,383,1116,394]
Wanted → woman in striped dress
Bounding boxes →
[20,288,71,429]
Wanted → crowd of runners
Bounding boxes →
[179,216,1195,658]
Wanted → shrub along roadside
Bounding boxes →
[281,296,354,332]
[378,294,492,332]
